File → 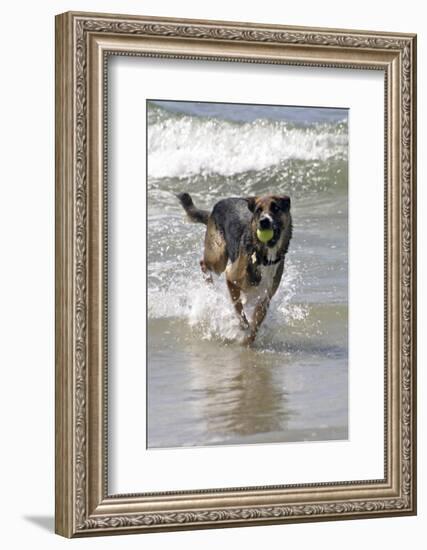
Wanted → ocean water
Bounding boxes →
[147,100,348,448]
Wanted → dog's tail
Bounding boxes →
[176,193,209,225]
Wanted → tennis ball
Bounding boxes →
[256,228,274,243]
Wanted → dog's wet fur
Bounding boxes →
[177,192,292,345]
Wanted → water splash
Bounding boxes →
[147,256,308,345]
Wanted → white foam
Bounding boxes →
[148,114,347,179]
[147,258,307,345]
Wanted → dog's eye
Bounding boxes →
[254,206,262,215]
[271,203,279,213]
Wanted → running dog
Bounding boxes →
[177,193,292,345]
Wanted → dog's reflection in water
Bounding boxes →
[183,343,291,444]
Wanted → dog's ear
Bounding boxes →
[277,196,291,213]
[246,196,258,213]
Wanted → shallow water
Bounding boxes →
[147,101,348,448]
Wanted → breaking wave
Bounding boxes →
[148,103,348,179]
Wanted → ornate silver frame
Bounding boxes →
[55,11,417,537]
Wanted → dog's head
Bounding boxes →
[247,195,291,247]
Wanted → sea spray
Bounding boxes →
[148,103,348,179]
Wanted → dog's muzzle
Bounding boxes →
[259,215,272,230]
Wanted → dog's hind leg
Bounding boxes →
[200,258,213,283]
[201,218,228,282]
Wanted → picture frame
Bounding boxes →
[55,11,417,537]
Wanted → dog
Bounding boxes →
[177,193,292,345]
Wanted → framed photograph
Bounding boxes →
[55,11,417,537]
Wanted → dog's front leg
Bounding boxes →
[226,279,249,329]
[243,297,270,346]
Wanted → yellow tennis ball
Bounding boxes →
[256,228,274,243]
